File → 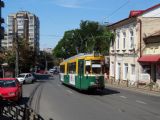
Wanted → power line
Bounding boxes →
[40,34,63,38]
[108,0,130,18]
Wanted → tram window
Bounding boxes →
[85,61,91,74]
[86,66,91,74]
[92,60,102,74]
[92,67,101,74]
[68,62,76,74]
[60,65,65,73]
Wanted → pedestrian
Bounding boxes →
[104,70,109,81]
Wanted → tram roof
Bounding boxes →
[60,53,104,64]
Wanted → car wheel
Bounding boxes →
[20,92,22,99]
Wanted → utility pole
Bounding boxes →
[44,51,48,72]
[14,16,19,77]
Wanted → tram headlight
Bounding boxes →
[90,82,95,85]
[95,75,99,80]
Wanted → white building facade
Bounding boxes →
[109,4,160,85]
[109,20,139,85]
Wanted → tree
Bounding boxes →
[53,20,114,59]
[3,38,37,73]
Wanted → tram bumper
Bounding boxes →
[90,76,105,90]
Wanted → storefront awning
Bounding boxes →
[138,55,160,62]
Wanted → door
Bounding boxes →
[25,74,29,83]
[28,74,33,83]
[78,59,84,89]
[116,63,121,80]
[152,64,156,82]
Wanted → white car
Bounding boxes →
[17,73,35,84]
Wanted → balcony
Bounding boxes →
[0,1,4,7]
[0,18,4,23]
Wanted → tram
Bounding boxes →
[59,53,105,90]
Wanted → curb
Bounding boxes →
[105,83,160,97]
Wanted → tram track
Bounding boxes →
[27,82,44,113]
[34,84,44,113]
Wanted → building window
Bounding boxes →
[123,32,126,49]
[131,64,135,75]
[130,30,134,49]
[117,33,120,50]
[142,65,151,74]
[110,39,114,49]
[123,63,128,80]
[110,62,114,76]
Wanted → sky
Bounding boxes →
[2,0,160,49]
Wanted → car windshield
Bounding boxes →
[0,80,16,88]
[18,74,25,77]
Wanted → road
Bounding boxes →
[22,75,160,120]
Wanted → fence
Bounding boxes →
[0,100,44,120]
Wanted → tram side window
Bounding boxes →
[60,65,65,73]
[68,62,76,74]
[85,61,91,74]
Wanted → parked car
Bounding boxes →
[48,68,59,75]
[16,73,35,84]
[48,69,55,74]
[0,78,22,102]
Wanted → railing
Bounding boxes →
[0,100,44,120]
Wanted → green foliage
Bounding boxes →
[3,38,37,73]
[53,20,114,58]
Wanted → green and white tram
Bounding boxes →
[60,53,105,90]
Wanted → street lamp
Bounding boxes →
[1,62,8,78]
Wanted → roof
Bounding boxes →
[108,3,160,28]
[60,53,104,65]
[129,10,144,17]
[0,78,16,81]
[141,3,160,16]
[146,30,160,38]
[138,55,160,63]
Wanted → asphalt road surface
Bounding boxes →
[22,75,160,120]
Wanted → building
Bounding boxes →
[2,11,40,54]
[138,31,160,86]
[0,0,4,47]
[43,48,53,54]
[108,4,160,86]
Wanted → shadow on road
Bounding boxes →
[62,83,120,96]
[82,88,120,96]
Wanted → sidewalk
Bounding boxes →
[105,83,160,97]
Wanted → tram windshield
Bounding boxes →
[85,60,102,74]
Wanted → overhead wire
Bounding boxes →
[108,0,130,18]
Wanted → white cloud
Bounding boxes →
[53,0,93,8]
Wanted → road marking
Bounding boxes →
[120,96,127,99]
[66,90,73,94]
[136,100,146,104]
